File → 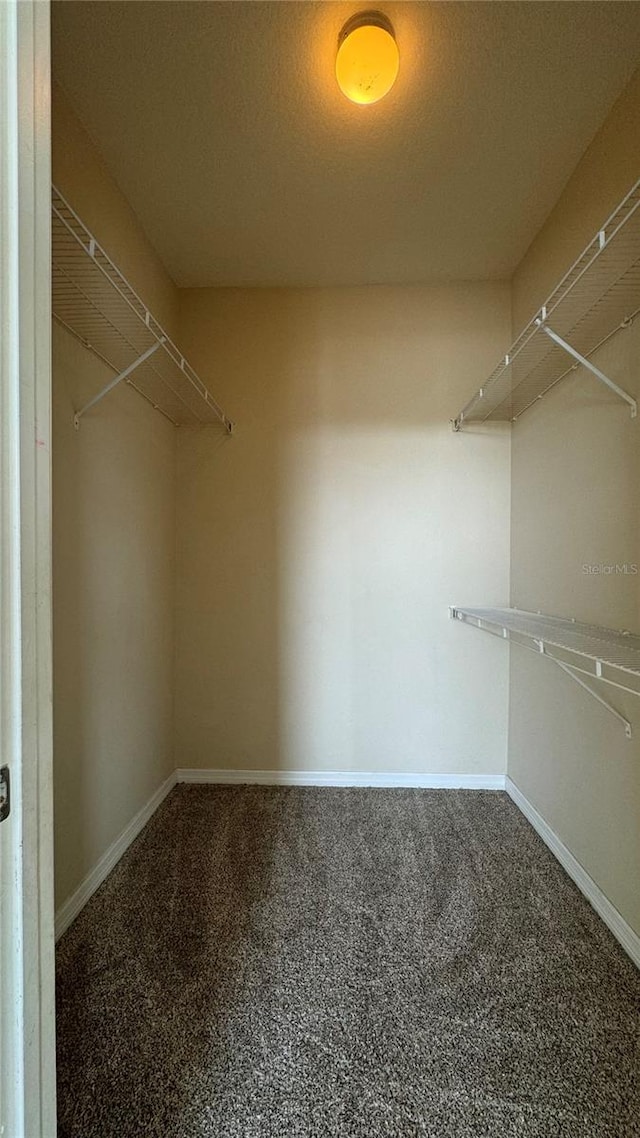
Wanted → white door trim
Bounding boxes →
[1,1,56,1133]
[0,3,24,1130]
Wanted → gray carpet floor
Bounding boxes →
[56,786,640,1137]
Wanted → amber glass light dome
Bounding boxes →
[336,12,399,105]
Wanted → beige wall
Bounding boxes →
[52,57,640,945]
[508,74,640,935]
[52,84,178,335]
[174,284,512,776]
[512,68,640,333]
[52,85,177,907]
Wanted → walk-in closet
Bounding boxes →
[43,3,640,1134]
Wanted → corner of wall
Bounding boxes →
[505,66,640,943]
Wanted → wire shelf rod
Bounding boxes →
[53,262,207,427]
[537,321,637,417]
[52,186,234,433]
[450,606,640,736]
[452,177,640,430]
[508,308,640,423]
[54,275,208,426]
[53,217,211,427]
[73,340,164,429]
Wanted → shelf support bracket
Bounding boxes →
[538,647,632,739]
[536,318,637,418]
[74,340,165,429]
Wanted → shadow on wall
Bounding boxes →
[53,324,89,900]
[510,313,640,630]
[52,323,175,907]
[173,285,512,777]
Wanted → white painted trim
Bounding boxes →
[55,768,640,980]
[1,8,25,1132]
[1,3,55,1134]
[55,772,176,941]
[506,777,640,970]
[176,768,507,790]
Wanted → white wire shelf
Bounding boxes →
[452,605,640,682]
[453,178,640,430]
[52,186,233,432]
[451,606,640,736]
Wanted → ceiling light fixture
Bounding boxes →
[336,11,399,106]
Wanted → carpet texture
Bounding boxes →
[56,786,640,1137]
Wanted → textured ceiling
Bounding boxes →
[52,1,640,287]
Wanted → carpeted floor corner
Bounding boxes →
[55,786,640,1137]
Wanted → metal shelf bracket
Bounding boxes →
[548,653,632,738]
[536,312,637,419]
[73,340,164,429]
[54,187,233,430]
[450,606,636,739]
[451,179,640,429]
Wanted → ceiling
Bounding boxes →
[52,1,640,288]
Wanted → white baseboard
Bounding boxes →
[55,768,504,938]
[175,768,507,790]
[506,777,640,970]
[55,767,639,971]
[55,771,176,941]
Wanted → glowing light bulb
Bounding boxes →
[336,12,399,106]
